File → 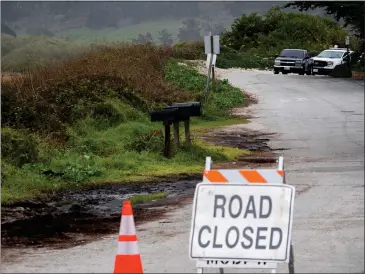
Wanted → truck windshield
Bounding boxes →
[316,50,344,59]
[279,50,304,58]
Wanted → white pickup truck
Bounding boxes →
[311,47,354,76]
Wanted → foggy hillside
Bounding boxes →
[1,1,333,43]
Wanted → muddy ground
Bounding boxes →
[1,120,285,251]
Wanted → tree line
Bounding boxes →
[132,19,226,46]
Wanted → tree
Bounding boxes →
[132,32,154,44]
[177,18,201,42]
[220,12,265,50]
[201,22,226,36]
[284,2,365,39]
[221,7,347,53]
[158,29,173,46]
[145,32,153,42]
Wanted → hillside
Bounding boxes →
[1,1,335,43]
[1,42,248,204]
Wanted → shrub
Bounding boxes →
[171,41,205,60]
[1,44,191,141]
[125,130,164,153]
[221,6,347,56]
[1,128,40,167]
[216,52,274,69]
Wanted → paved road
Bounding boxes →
[2,71,364,273]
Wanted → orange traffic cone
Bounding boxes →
[114,200,143,274]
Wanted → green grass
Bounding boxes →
[1,55,248,205]
[55,19,184,44]
[130,192,168,206]
[1,121,248,204]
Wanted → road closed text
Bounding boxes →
[197,195,282,250]
[190,184,295,261]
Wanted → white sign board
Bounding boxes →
[196,259,277,269]
[206,53,217,68]
[189,183,295,263]
[204,35,220,55]
[345,36,350,46]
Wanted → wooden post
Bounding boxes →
[164,121,171,158]
[173,121,180,147]
[184,119,191,145]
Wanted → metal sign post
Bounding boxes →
[189,156,296,274]
[203,32,220,104]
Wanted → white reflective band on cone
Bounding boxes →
[120,215,136,235]
[117,241,139,255]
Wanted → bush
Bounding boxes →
[1,44,191,141]
[1,128,40,167]
[125,130,164,153]
[164,61,245,118]
[171,41,205,60]
[222,7,347,53]
[216,52,273,69]
[1,39,249,204]
[219,6,348,69]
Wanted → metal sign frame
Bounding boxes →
[192,156,296,274]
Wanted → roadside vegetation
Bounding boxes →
[2,3,364,204]
[1,43,247,204]
[130,192,168,206]
[216,7,363,70]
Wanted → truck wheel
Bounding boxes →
[274,69,279,74]
[282,71,288,75]
[299,71,305,75]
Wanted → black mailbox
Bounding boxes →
[150,108,178,123]
[163,101,201,120]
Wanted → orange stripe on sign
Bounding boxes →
[239,170,267,183]
[204,170,229,183]
[277,170,284,177]
[118,235,137,242]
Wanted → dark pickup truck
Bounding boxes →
[273,49,313,75]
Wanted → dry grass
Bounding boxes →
[1,73,24,83]
[1,43,194,141]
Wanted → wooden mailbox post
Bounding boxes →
[150,102,202,158]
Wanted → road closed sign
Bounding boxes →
[189,183,295,263]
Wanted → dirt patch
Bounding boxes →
[198,130,288,154]
[1,180,198,250]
